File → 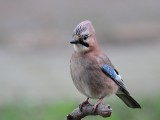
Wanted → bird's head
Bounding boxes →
[70,20,99,53]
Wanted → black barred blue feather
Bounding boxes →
[101,64,129,95]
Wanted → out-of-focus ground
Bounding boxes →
[0,0,160,105]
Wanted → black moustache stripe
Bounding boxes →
[79,41,89,47]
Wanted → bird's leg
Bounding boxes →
[93,98,103,112]
[79,97,89,112]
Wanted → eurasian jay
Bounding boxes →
[70,20,141,111]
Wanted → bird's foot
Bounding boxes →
[79,97,89,112]
[93,98,103,112]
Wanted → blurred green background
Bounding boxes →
[0,0,160,120]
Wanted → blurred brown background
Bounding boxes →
[0,0,160,105]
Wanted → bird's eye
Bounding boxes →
[83,34,88,40]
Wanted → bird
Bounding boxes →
[69,20,141,111]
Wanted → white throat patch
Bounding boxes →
[73,44,89,53]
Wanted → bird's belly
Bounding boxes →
[71,66,118,99]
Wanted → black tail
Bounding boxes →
[116,94,141,108]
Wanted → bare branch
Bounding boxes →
[65,103,112,120]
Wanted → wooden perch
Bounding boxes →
[65,103,112,120]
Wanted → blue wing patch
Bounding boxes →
[101,65,117,80]
[101,64,129,95]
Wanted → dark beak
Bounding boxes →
[70,39,79,44]
[70,39,89,47]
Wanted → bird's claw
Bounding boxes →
[92,98,103,112]
[79,98,89,112]
[92,102,100,112]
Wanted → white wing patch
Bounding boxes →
[115,72,122,81]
